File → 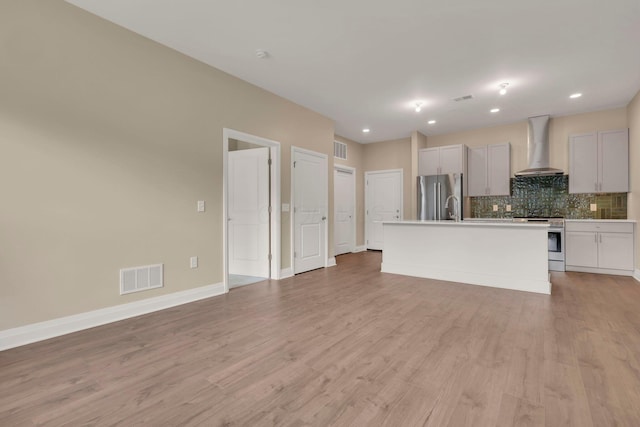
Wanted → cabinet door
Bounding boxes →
[418,148,439,176]
[599,129,629,193]
[467,146,488,196]
[487,143,511,196]
[598,232,634,270]
[439,145,463,174]
[569,133,598,194]
[565,231,598,268]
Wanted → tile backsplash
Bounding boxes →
[470,175,627,219]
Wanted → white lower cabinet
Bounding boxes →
[565,221,635,276]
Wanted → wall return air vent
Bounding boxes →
[334,140,347,160]
[120,263,163,295]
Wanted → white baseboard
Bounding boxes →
[353,245,366,253]
[0,283,225,352]
[280,267,294,279]
[327,257,337,267]
[634,269,640,283]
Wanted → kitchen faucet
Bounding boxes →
[445,195,460,222]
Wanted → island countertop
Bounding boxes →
[382,219,550,228]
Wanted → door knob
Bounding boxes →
[322,216,326,221]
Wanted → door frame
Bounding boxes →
[334,165,356,255]
[364,168,403,250]
[291,146,329,273]
[223,128,281,293]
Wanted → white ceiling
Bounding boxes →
[66,0,640,143]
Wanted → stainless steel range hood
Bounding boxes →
[515,115,564,177]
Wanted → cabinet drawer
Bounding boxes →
[565,221,633,233]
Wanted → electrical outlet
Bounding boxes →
[590,203,597,212]
[282,203,290,212]
[190,256,198,269]
[492,205,499,212]
[197,200,205,212]
[506,205,512,212]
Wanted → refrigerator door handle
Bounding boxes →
[437,182,442,220]
[433,182,437,220]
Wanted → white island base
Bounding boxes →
[381,221,552,294]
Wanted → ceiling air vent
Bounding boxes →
[334,140,347,160]
[453,94,474,102]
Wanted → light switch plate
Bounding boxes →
[197,200,205,212]
[190,256,198,269]
[492,205,499,212]
[590,203,597,212]
[282,203,290,212]
[506,205,512,212]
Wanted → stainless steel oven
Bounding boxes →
[513,217,565,271]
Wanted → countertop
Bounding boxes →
[565,219,636,223]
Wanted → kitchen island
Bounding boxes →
[381,220,551,294]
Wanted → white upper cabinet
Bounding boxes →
[599,130,629,193]
[467,143,511,196]
[569,129,629,193]
[418,148,440,176]
[418,145,465,176]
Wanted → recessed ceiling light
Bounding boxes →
[255,49,269,59]
[490,108,500,113]
[570,93,582,99]
[428,120,436,125]
[499,83,509,95]
[362,128,370,133]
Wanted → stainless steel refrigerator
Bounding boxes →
[417,173,463,221]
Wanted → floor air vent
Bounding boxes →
[120,264,163,295]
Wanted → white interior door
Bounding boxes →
[366,170,403,250]
[293,148,328,274]
[334,167,355,256]
[228,147,270,277]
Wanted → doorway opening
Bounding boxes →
[223,129,281,292]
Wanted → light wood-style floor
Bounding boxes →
[2,251,640,426]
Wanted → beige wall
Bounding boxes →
[427,108,628,176]
[0,0,334,330]
[363,138,412,219]
[627,90,640,269]
[334,136,365,247]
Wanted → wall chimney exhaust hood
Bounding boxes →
[515,115,564,177]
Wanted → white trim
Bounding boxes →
[291,146,329,274]
[0,283,225,351]
[327,257,337,267]
[280,267,294,279]
[334,164,355,174]
[633,268,640,282]
[353,245,366,253]
[223,129,281,293]
[334,165,357,255]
